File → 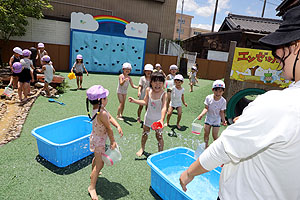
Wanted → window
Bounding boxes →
[176,28,184,33]
[194,31,201,35]
[177,19,185,24]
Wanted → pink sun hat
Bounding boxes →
[87,85,109,100]
[12,62,23,73]
[76,54,83,59]
[22,49,31,57]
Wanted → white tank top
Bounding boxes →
[144,89,165,127]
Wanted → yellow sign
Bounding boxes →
[230,47,291,88]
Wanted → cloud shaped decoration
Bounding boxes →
[124,22,148,39]
[71,12,99,31]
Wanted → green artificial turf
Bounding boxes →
[0,73,226,200]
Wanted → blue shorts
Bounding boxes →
[204,122,220,127]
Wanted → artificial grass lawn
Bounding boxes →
[0,73,226,199]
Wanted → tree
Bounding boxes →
[0,0,52,42]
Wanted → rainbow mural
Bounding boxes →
[93,15,129,25]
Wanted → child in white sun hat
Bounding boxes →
[136,64,153,123]
[166,64,178,110]
[153,63,166,77]
[165,74,187,129]
[189,65,198,92]
[197,80,227,149]
[116,62,138,120]
[36,42,48,67]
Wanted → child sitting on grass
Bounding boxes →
[86,85,123,200]
[197,80,227,149]
[165,74,187,129]
[128,72,167,157]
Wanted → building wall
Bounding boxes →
[190,27,210,37]
[43,0,177,53]
[173,13,193,40]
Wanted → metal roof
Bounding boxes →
[219,13,282,34]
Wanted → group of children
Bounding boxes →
[8,43,55,101]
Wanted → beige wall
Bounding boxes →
[173,13,193,40]
[43,0,177,40]
[190,27,210,37]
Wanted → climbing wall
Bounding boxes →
[70,12,148,75]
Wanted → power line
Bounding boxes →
[258,0,279,7]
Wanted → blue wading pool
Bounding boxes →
[147,147,221,200]
[32,115,93,167]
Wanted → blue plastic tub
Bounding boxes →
[32,115,93,167]
[147,147,221,200]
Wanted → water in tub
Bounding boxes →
[163,166,220,200]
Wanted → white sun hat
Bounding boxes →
[13,47,23,55]
[155,63,161,67]
[122,62,132,70]
[212,80,225,89]
[174,74,184,81]
[169,64,178,70]
[144,64,153,71]
[38,43,45,48]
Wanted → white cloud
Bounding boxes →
[124,22,148,39]
[177,0,230,17]
[71,12,99,31]
[191,23,221,32]
[246,7,259,16]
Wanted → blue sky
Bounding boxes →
[176,0,282,31]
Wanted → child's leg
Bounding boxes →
[117,94,126,118]
[18,82,23,101]
[13,76,19,89]
[165,106,174,126]
[88,152,104,200]
[203,124,211,149]
[155,130,164,152]
[76,76,80,89]
[137,105,143,122]
[167,91,171,110]
[91,157,102,178]
[79,76,83,88]
[190,82,193,92]
[176,106,182,129]
[136,125,150,156]
[23,82,29,100]
[212,126,220,141]
[44,82,51,97]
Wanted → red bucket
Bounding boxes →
[151,121,163,130]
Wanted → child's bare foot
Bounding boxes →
[136,148,144,157]
[177,124,181,129]
[117,116,124,121]
[88,186,98,200]
[137,117,141,123]
[164,123,168,127]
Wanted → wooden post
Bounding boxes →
[223,41,237,100]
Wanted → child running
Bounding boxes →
[189,65,198,92]
[128,72,167,157]
[165,74,187,129]
[71,54,89,89]
[153,63,166,77]
[38,55,55,97]
[166,64,178,109]
[197,80,227,149]
[116,62,138,120]
[137,64,153,123]
[8,47,23,89]
[86,85,123,200]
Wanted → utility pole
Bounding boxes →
[178,0,184,41]
[211,0,219,32]
[261,0,267,17]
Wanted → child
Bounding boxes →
[165,74,187,129]
[197,80,227,149]
[86,85,123,200]
[128,72,167,157]
[189,65,198,92]
[36,42,48,67]
[10,62,23,99]
[116,62,138,120]
[166,64,178,110]
[20,49,35,96]
[38,55,55,97]
[8,47,23,89]
[71,54,89,89]
[137,64,153,123]
[153,63,166,77]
